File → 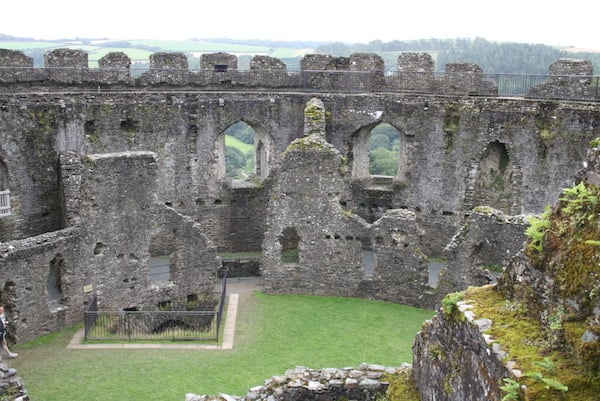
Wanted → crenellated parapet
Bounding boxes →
[0,48,597,100]
[527,58,597,101]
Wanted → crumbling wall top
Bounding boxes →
[149,52,188,69]
[549,58,594,76]
[99,52,131,69]
[301,54,350,70]
[44,48,88,68]
[349,53,384,71]
[397,52,434,73]
[201,52,238,71]
[0,49,33,67]
[250,55,286,71]
[445,62,484,75]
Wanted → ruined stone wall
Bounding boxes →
[0,90,597,253]
[437,208,527,297]
[0,228,82,341]
[413,302,511,401]
[0,57,598,338]
[0,101,64,242]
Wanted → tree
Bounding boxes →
[225,146,247,178]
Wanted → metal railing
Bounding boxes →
[84,271,228,342]
[0,190,10,217]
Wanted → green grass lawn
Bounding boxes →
[10,292,433,401]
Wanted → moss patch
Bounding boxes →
[464,286,600,400]
[384,369,420,401]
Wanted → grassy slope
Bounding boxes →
[225,135,253,154]
[10,293,433,401]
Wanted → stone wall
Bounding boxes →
[261,99,436,308]
[0,57,598,339]
[186,364,397,401]
[437,207,527,297]
[412,300,511,401]
[528,58,597,101]
[0,362,28,401]
[0,49,597,99]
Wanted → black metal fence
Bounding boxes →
[84,271,228,342]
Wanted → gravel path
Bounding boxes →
[226,277,264,295]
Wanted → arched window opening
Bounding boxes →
[149,230,176,283]
[224,122,255,180]
[0,158,10,217]
[279,227,300,263]
[47,254,65,307]
[368,123,400,176]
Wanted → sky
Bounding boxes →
[2,0,598,49]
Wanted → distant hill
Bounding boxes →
[0,34,598,74]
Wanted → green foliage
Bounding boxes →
[523,358,568,394]
[559,182,598,217]
[441,292,464,318]
[500,378,521,401]
[369,123,400,176]
[225,121,255,145]
[541,377,569,392]
[369,148,399,176]
[225,146,247,178]
[524,206,552,254]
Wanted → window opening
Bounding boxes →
[362,248,376,276]
[368,123,400,176]
[149,230,176,283]
[47,254,65,306]
[224,122,255,180]
[279,227,300,263]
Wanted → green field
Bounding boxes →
[225,134,253,154]
[10,292,433,401]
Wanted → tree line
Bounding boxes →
[315,37,600,74]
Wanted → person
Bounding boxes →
[484,269,494,285]
[0,305,17,358]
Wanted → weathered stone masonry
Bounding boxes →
[0,49,598,344]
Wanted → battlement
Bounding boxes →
[0,48,598,100]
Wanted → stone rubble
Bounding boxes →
[185,363,404,401]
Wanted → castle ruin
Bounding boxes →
[0,48,598,344]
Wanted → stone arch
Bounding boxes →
[217,120,272,181]
[467,141,519,213]
[351,122,407,180]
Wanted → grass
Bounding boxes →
[225,135,254,154]
[9,292,433,401]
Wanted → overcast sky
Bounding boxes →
[2,0,598,49]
